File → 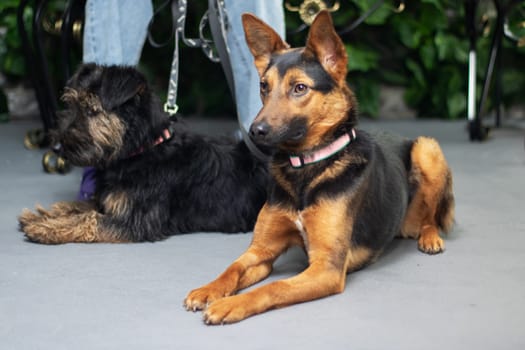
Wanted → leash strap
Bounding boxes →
[207,0,235,101]
[206,0,269,161]
[148,0,222,116]
[147,0,269,161]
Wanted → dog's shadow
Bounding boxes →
[369,238,413,270]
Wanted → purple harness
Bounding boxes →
[77,167,96,201]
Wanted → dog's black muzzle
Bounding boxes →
[249,117,307,149]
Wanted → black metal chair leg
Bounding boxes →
[60,0,85,80]
[17,0,53,148]
[466,0,490,141]
[477,0,503,125]
[33,0,59,128]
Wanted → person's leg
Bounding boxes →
[224,0,285,132]
[78,0,153,200]
[82,0,153,65]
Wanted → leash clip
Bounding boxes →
[164,103,179,116]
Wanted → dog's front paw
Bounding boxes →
[184,284,233,312]
[202,294,254,325]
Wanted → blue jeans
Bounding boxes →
[79,0,152,200]
[82,0,283,131]
[82,0,153,65]
[224,0,285,131]
[78,0,284,200]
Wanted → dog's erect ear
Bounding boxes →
[242,13,289,76]
[305,11,347,83]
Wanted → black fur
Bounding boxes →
[249,39,417,255]
[56,64,268,241]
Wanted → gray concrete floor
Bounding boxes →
[1,118,524,350]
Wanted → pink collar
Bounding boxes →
[289,129,356,168]
[129,127,172,157]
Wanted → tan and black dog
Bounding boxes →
[184,11,455,324]
[18,64,268,244]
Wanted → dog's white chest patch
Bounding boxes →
[294,215,308,247]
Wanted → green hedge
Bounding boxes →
[157,0,525,119]
[283,0,525,118]
[2,0,524,119]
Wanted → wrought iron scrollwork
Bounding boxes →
[285,0,340,25]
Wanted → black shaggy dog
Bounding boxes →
[18,64,268,244]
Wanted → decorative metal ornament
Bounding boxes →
[24,129,46,150]
[285,0,340,25]
[393,0,405,13]
[42,150,70,174]
[43,18,83,42]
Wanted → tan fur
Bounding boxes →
[251,55,356,152]
[19,201,127,244]
[307,153,367,192]
[185,193,374,324]
[270,163,298,202]
[184,11,455,324]
[186,132,456,322]
[304,13,348,83]
[242,14,290,76]
[87,110,125,162]
[346,246,375,273]
[300,85,355,149]
[401,137,455,253]
[62,88,126,162]
[184,11,377,325]
[102,191,130,218]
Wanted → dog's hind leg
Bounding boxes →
[401,137,455,254]
[19,201,94,231]
[19,201,127,244]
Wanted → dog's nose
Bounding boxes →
[249,122,270,140]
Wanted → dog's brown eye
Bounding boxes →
[260,81,268,94]
[293,83,308,95]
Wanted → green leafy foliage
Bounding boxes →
[2,0,524,119]
[0,3,33,78]
[0,0,80,86]
[284,0,525,119]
